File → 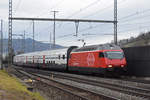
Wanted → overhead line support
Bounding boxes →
[10,17,115,23]
[51,11,59,48]
[8,0,13,66]
[23,31,25,53]
[114,0,118,45]
[0,20,3,69]
[32,20,35,52]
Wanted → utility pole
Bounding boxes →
[23,31,25,53]
[8,0,13,66]
[32,20,35,52]
[114,0,118,45]
[21,31,25,53]
[0,20,3,69]
[51,11,58,48]
[49,32,52,49]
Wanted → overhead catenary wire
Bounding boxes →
[17,17,150,43]
[96,19,150,32]
[119,8,150,21]
[25,21,33,31]
[38,24,54,34]
[14,21,35,39]
[37,0,65,17]
[57,0,124,29]
[56,24,100,38]
[81,25,150,38]
[57,23,112,39]
[118,20,150,26]
[83,2,113,18]
[82,0,126,19]
[118,25,150,33]
[85,1,112,18]
[66,0,102,18]
[13,0,22,16]
[76,9,150,36]
[56,32,115,46]
[119,14,150,24]
[58,20,150,39]
[58,0,102,28]
[57,19,150,39]
[28,0,117,40]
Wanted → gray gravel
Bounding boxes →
[38,74,149,100]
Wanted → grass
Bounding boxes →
[0,70,45,100]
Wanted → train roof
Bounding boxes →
[15,48,68,57]
[72,44,121,52]
[14,44,121,57]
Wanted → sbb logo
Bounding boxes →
[87,53,95,66]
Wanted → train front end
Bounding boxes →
[101,50,127,72]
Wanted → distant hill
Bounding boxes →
[3,38,65,54]
[118,31,150,48]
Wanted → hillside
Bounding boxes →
[3,38,64,54]
[118,31,150,47]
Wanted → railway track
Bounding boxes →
[12,67,118,100]
[13,66,150,100]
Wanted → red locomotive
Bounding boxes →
[68,44,126,73]
[14,44,127,74]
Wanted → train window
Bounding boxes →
[62,55,65,59]
[105,51,124,59]
[99,52,104,58]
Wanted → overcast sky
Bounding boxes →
[0,0,150,47]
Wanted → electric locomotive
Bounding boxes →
[68,44,126,74]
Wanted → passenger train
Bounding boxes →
[13,44,127,74]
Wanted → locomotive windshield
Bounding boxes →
[105,51,124,59]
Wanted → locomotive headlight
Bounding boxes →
[121,65,124,67]
[108,65,112,68]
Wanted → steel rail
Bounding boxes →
[14,68,118,100]
[21,67,150,99]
